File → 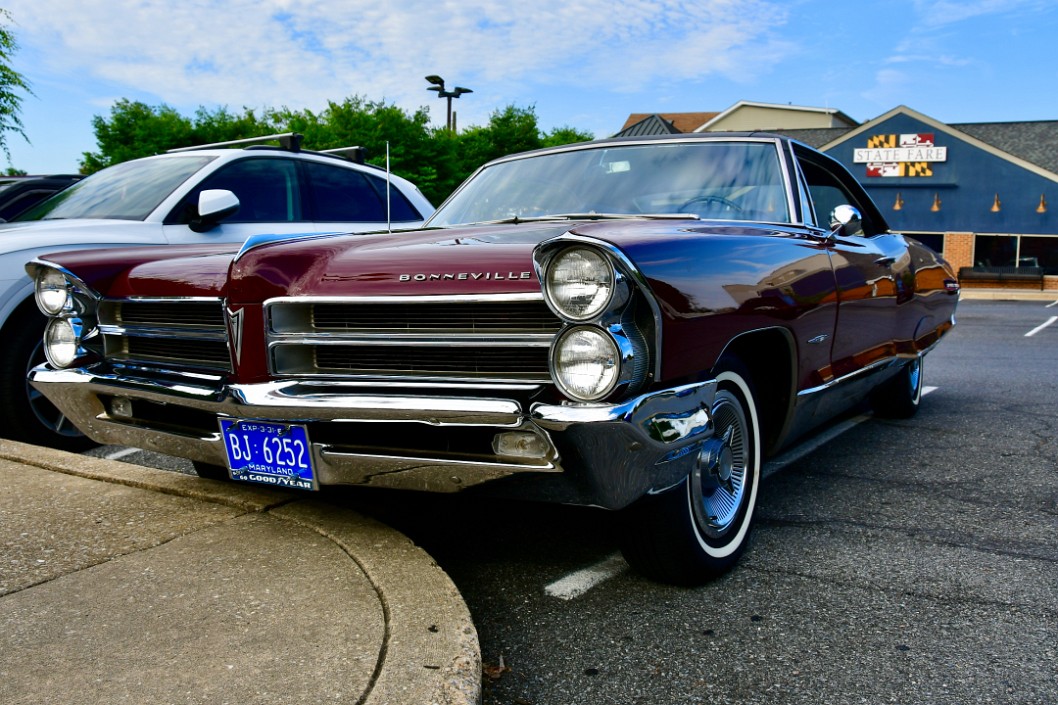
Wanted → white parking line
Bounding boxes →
[104,447,142,461]
[1046,300,1058,308]
[1026,316,1058,337]
[548,384,941,600]
[544,552,628,600]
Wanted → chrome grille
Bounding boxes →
[314,345,550,379]
[98,299,231,372]
[267,295,560,382]
[310,301,561,334]
[117,301,225,328]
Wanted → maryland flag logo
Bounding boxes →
[855,133,946,178]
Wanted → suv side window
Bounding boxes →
[170,158,303,224]
[305,161,423,223]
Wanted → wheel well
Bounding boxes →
[2,296,42,335]
[714,328,795,457]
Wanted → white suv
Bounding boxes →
[0,133,434,450]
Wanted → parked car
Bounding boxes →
[0,174,84,222]
[0,133,433,450]
[27,133,958,583]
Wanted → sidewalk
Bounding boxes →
[0,440,480,705]
[958,287,1058,301]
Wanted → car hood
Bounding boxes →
[37,218,797,302]
[34,243,240,298]
[226,224,578,302]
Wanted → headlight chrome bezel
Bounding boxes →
[550,325,622,402]
[35,267,75,316]
[43,317,89,369]
[542,246,628,322]
[537,240,652,403]
[29,262,102,369]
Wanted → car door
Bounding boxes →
[796,149,909,380]
[161,157,316,245]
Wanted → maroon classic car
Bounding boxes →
[27,134,958,584]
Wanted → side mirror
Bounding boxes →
[190,189,240,232]
[829,204,862,237]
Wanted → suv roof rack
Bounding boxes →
[318,146,367,164]
[167,132,304,154]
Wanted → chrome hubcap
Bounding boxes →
[692,391,748,538]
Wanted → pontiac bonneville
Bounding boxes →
[27,134,959,584]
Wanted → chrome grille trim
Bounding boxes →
[266,293,560,382]
[98,298,231,372]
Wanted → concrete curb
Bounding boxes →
[0,439,481,705]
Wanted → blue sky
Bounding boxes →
[4,0,1058,174]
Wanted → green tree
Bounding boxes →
[79,97,595,204]
[0,10,32,162]
[81,100,194,172]
[191,105,270,146]
[543,125,594,148]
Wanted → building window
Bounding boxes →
[907,232,943,253]
[1018,235,1058,274]
[973,234,1017,267]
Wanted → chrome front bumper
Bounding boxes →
[29,365,717,509]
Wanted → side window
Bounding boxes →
[365,173,422,222]
[170,158,303,224]
[305,161,422,223]
[794,164,815,228]
[798,157,876,236]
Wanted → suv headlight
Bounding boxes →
[35,268,73,315]
[545,247,615,321]
[551,326,620,401]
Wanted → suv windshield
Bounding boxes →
[17,155,215,222]
[429,140,791,227]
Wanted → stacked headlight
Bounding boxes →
[544,247,614,321]
[539,242,646,403]
[35,267,73,315]
[30,264,99,369]
[552,326,620,401]
[44,318,84,368]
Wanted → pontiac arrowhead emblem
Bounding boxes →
[226,306,244,366]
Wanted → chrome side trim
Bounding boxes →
[797,357,902,398]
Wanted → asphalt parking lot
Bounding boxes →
[82,298,1058,704]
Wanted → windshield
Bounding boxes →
[17,155,215,222]
[429,140,791,227]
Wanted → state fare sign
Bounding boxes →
[854,132,948,164]
[854,145,948,163]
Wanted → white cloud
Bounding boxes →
[911,0,1051,27]
[4,0,793,123]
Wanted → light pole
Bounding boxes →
[425,75,472,132]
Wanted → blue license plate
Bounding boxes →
[220,419,317,491]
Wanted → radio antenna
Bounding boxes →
[386,141,392,234]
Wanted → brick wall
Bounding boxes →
[943,232,974,270]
